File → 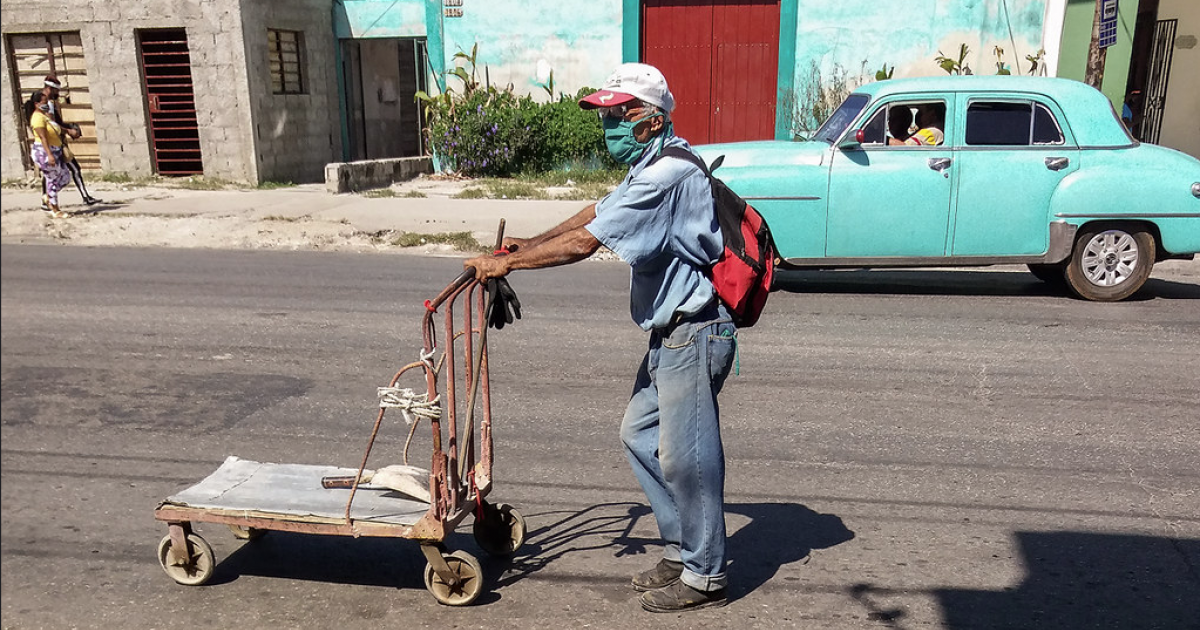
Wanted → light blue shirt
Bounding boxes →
[587,135,723,331]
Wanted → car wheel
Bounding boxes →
[1064,225,1155,301]
[1026,263,1066,285]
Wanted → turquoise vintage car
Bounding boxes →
[695,76,1200,301]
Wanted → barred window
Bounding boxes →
[268,29,305,94]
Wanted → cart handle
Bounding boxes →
[423,219,506,313]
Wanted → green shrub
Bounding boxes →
[527,89,618,172]
[418,45,617,176]
[424,87,537,176]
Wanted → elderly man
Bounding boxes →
[464,63,735,613]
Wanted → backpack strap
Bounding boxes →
[651,145,728,180]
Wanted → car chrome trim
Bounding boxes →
[951,144,1135,152]
[1054,212,1200,219]
[780,255,1058,268]
[1191,182,1199,198]
[744,196,822,201]
[1044,157,1070,170]
[1046,221,1076,263]
[1080,230,1140,286]
[777,222,1077,268]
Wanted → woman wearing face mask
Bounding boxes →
[465,63,735,614]
[28,90,72,218]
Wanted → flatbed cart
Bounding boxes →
[154,232,526,606]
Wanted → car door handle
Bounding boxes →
[927,157,952,176]
[1045,157,1070,171]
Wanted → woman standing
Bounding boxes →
[28,90,72,218]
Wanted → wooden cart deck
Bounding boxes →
[155,456,430,532]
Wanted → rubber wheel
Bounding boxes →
[423,550,484,606]
[228,524,267,541]
[1026,263,1066,285]
[157,533,216,586]
[473,502,527,557]
[1065,225,1155,301]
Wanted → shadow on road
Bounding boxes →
[774,269,1199,300]
[724,502,856,600]
[66,200,129,217]
[935,531,1200,630]
[848,531,1200,629]
[213,529,433,589]
[494,500,854,602]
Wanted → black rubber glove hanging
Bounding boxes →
[487,277,522,330]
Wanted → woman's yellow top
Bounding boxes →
[30,110,63,148]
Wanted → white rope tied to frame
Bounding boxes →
[377,387,441,425]
[419,347,437,372]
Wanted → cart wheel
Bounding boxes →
[228,524,267,541]
[157,533,216,586]
[473,502,526,557]
[423,550,484,606]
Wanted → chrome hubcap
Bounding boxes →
[1081,231,1138,287]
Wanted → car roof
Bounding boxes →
[852,76,1131,146]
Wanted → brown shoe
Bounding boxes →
[640,580,728,613]
[631,558,683,592]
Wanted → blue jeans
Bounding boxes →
[620,301,737,591]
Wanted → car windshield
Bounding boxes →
[811,93,870,144]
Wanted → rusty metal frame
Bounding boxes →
[154,260,499,546]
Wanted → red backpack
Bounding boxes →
[653,147,777,327]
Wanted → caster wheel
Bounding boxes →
[423,550,484,606]
[228,524,267,541]
[157,533,215,586]
[473,502,526,557]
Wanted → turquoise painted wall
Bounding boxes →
[440,0,623,99]
[334,0,426,38]
[791,0,1051,91]
[335,0,1057,138]
[336,0,623,99]
[787,0,1051,135]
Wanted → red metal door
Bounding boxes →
[643,0,779,144]
[137,29,203,175]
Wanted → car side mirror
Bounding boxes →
[839,130,864,149]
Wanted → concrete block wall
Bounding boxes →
[2,0,261,184]
[239,0,342,184]
[324,155,431,193]
[1,36,26,178]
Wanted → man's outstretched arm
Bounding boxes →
[466,224,601,280]
[503,203,597,251]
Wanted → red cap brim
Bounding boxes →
[578,89,637,110]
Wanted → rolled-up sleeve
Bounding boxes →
[586,179,671,267]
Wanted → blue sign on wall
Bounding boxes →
[1099,0,1119,48]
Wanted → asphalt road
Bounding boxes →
[2,244,1198,630]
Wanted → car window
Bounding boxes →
[857,102,936,146]
[859,108,887,144]
[966,101,1066,146]
[812,93,869,144]
[966,102,1030,145]
[1032,104,1065,145]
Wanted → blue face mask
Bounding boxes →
[603,112,664,164]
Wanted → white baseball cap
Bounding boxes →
[579,63,675,113]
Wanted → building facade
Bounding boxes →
[1,0,339,184]
[3,0,1196,185]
